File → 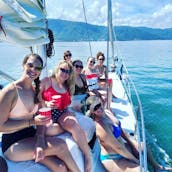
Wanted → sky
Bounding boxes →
[46,0,172,29]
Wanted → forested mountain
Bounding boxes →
[48,19,172,41]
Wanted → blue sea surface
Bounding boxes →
[0,40,172,166]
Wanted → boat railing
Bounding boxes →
[115,59,148,172]
[0,70,15,87]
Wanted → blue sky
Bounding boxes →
[46,0,172,29]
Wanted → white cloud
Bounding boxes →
[46,1,172,28]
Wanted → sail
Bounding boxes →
[0,0,49,46]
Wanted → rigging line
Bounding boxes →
[81,0,92,57]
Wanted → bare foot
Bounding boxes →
[155,165,172,172]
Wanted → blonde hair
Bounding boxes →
[52,60,75,95]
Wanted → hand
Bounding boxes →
[33,114,51,126]
[72,104,82,112]
[45,100,59,109]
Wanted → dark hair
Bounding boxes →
[96,52,105,60]
[63,50,72,60]
[46,29,55,58]
[23,54,43,104]
[72,59,83,66]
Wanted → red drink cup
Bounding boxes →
[39,107,51,118]
[38,107,52,125]
[108,78,113,85]
[52,95,62,108]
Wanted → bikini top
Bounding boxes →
[112,121,122,138]
[9,84,38,119]
[42,86,71,110]
[74,75,88,95]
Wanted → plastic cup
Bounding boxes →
[38,107,52,125]
[108,78,113,85]
[52,95,62,108]
[39,107,51,118]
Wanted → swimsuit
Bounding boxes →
[74,75,88,95]
[2,84,38,153]
[112,121,122,138]
[100,153,124,161]
[42,85,71,122]
[100,121,123,162]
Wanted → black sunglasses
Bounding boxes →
[93,103,101,111]
[26,63,43,72]
[65,54,72,57]
[90,61,95,64]
[74,64,83,69]
[98,58,104,61]
[60,68,71,74]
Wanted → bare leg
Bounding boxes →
[4,136,80,172]
[40,156,68,172]
[59,112,92,172]
[102,159,142,172]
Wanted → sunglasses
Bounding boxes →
[98,58,104,61]
[90,61,95,64]
[74,64,83,69]
[93,103,101,111]
[26,63,43,72]
[60,68,71,74]
[65,54,72,57]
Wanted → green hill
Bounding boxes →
[48,19,172,41]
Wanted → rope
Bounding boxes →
[46,28,55,58]
[0,16,6,36]
[81,0,92,57]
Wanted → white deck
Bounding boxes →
[109,72,136,134]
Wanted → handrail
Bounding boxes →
[0,70,15,82]
[116,61,148,171]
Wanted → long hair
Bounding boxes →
[96,51,105,60]
[52,60,75,95]
[22,54,43,104]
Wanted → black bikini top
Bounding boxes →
[74,75,88,95]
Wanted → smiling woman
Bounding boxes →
[0,54,81,172]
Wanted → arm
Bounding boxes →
[96,123,139,164]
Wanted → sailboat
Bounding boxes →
[0,0,147,171]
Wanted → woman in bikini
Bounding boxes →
[86,96,172,172]
[86,96,140,172]
[0,54,80,172]
[41,60,91,172]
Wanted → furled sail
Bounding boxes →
[0,0,49,46]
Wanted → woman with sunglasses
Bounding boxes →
[71,60,88,112]
[41,60,92,172]
[86,96,172,172]
[0,54,80,172]
[83,57,112,110]
[63,50,72,63]
[95,52,116,99]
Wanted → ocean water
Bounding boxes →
[0,40,172,166]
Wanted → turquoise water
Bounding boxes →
[0,40,172,166]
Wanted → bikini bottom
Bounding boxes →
[100,153,124,161]
[1,127,36,153]
[51,108,67,123]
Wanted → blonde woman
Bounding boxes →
[86,96,172,172]
[41,60,91,172]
